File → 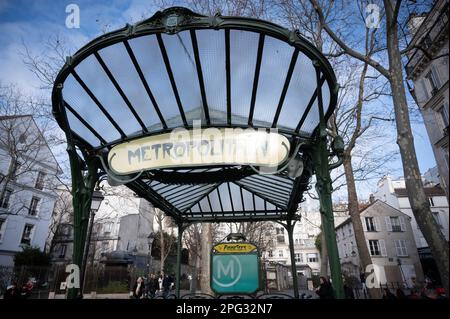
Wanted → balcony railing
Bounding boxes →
[406,4,449,76]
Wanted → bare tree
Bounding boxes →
[154,208,176,274]
[310,0,449,294]
[0,85,62,219]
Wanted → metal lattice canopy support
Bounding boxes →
[51,7,344,299]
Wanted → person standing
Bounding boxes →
[315,276,335,299]
[162,274,171,298]
[132,277,145,299]
[3,282,20,300]
[148,274,159,299]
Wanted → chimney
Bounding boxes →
[369,194,375,204]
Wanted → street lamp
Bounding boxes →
[81,189,104,296]
[147,232,156,275]
[90,190,105,211]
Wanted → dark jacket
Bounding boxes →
[4,286,21,300]
[162,276,171,290]
[148,278,159,293]
[316,282,335,299]
[132,282,145,299]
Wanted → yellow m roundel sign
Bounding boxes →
[108,128,290,174]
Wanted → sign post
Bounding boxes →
[210,242,260,295]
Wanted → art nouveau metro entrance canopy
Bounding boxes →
[52,7,338,224]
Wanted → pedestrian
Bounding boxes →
[3,281,20,300]
[344,283,355,299]
[382,288,397,299]
[407,289,422,299]
[315,276,335,299]
[162,273,171,298]
[396,288,407,299]
[148,274,159,298]
[132,277,145,299]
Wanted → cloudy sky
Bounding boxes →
[0,0,437,200]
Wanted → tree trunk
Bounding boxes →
[160,229,165,274]
[384,0,449,293]
[200,223,213,295]
[191,254,200,293]
[343,154,380,299]
[319,223,328,277]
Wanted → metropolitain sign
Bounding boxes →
[108,127,290,174]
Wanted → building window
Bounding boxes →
[21,224,34,245]
[369,240,381,256]
[307,253,318,263]
[439,105,449,128]
[278,250,284,258]
[0,188,13,209]
[28,197,40,216]
[428,197,435,207]
[268,250,273,258]
[294,253,303,263]
[58,245,67,259]
[433,212,443,228]
[395,240,408,257]
[35,171,46,190]
[390,217,402,232]
[365,217,376,232]
[425,69,439,94]
[0,218,6,241]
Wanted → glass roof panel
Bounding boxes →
[98,42,162,130]
[63,74,121,142]
[128,35,182,128]
[252,36,294,125]
[162,31,204,125]
[229,182,243,211]
[230,30,259,125]
[254,195,265,210]
[207,190,223,212]
[217,183,232,211]
[277,52,316,130]
[65,108,101,146]
[74,55,142,136]
[196,29,227,124]
[299,100,319,134]
[241,188,254,211]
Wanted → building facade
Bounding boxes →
[50,184,156,266]
[0,115,61,266]
[406,0,449,201]
[373,175,449,249]
[336,200,424,288]
[265,196,348,282]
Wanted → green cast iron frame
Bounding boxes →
[51,7,345,299]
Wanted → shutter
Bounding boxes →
[404,240,408,256]
[361,216,367,231]
[367,239,372,256]
[374,217,380,231]
[399,216,406,231]
[379,239,387,257]
[432,65,441,87]
[422,79,430,100]
[385,216,392,232]
[394,240,401,256]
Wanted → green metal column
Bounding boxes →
[284,220,299,299]
[67,148,98,298]
[58,85,99,299]
[313,62,344,299]
[175,223,184,298]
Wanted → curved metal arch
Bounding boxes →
[52,6,338,152]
